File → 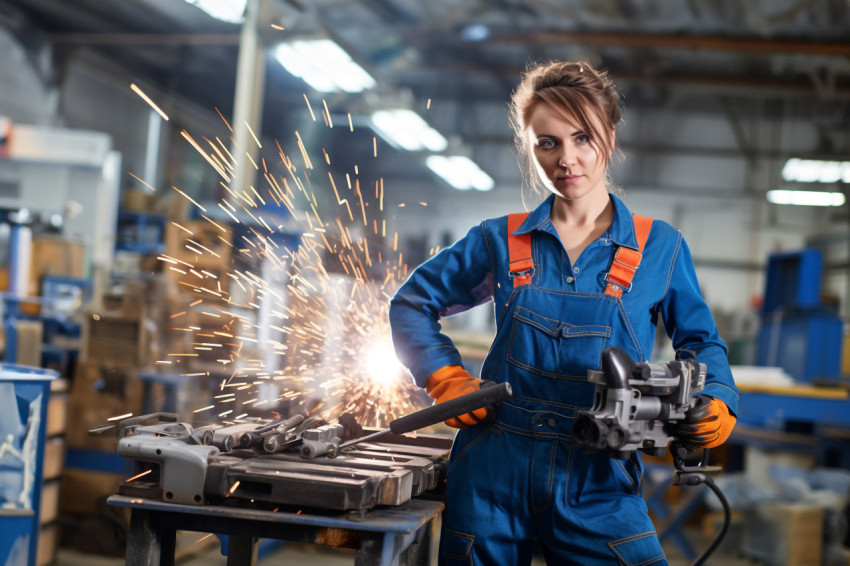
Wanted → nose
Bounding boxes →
[559,145,576,168]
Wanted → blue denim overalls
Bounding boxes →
[389,194,739,565]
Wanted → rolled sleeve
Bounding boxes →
[389,222,494,386]
[659,234,740,415]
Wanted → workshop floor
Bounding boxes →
[53,527,756,566]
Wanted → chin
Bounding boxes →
[552,187,590,201]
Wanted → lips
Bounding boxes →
[559,174,582,183]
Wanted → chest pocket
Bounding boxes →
[507,305,611,380]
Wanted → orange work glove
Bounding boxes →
[425,365,495,429]
[674,396,736,449]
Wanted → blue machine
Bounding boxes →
[755,249,843,382]
[3,276,90,376]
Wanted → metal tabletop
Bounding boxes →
[108,494,444,566]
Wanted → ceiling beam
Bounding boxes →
[483,30,850,57]
[395,66,850,102]
[50,33,240,46]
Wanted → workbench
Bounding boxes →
[107,494,443,566]
[734,384,850,467]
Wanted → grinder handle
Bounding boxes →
[389,382,512,435]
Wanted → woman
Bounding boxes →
[389,60,738,565]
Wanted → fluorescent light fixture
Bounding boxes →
[461,24,490,42]
[426,155,494,191]
[767,189,845,207]
[371,110,448,152]
[274,40,375,93]
[781,158,850,184]
[184,0,246,23]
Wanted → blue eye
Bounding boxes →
[538,139,556,149]
[576,135,591,143]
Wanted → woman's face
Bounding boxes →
[526,102,611,202]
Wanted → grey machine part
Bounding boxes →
[117,414,220,505]
[572,347,706,459]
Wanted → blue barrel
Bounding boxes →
[0,364,58,566]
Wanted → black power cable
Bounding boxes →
[669,442,731,566]
[692,477,731,566]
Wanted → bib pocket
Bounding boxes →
[507,306,611,379]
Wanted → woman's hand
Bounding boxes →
[425,366,498,428]
[670,396,736,449]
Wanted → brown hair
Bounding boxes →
[509,60,623,198]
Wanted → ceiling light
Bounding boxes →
[274,40,375,93]
[426,155,494,191]
[781,158,850,184]
[184,0,246,23]
[371,110,448,152]
[766,189,845,207]
[461,25,490,42]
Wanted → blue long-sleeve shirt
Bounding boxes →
[390,193,739,415]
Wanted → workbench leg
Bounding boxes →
[226,534,257,566]
[126,509,176,566]
[355,532,401,566]
[403,524,432,566]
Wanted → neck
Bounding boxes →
[550,188,612,226]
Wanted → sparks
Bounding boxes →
[108,413,133,422]
[130,83,169,121]
[127,171,157,192]
[150,94,427,430]
[125,469,153,483]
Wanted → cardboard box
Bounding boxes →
[164,219,233,269]
[59,468,123,516]
[743,502,823,566]
[66,362,142,452]
[81,308,150,368]
[163,261,230,301]
[123,188,155,212]
[11,318,43,367]
[42,437,65,481]
[39,480,61,525]
[46,379,69,437]
[37,521,60,566]
[28,236,87,296]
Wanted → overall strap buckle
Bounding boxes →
[604,214,653,298]
[508,212,532,287]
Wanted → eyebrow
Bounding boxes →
[534,129,585,137]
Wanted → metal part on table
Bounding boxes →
[300,423,342,458]
[116,413,221,505]
[117,413,451,512]
[203,436,448,511]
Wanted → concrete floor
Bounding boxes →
[52,526,754,566]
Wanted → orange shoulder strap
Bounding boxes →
[507,213,533,287]
[604,214,653,298]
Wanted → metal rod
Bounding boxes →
[338,429,391,450]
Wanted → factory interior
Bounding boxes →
[1,0,850,565]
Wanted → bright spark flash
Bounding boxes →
[156,99,433,430]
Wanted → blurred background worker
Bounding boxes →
[390,60,738,565]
